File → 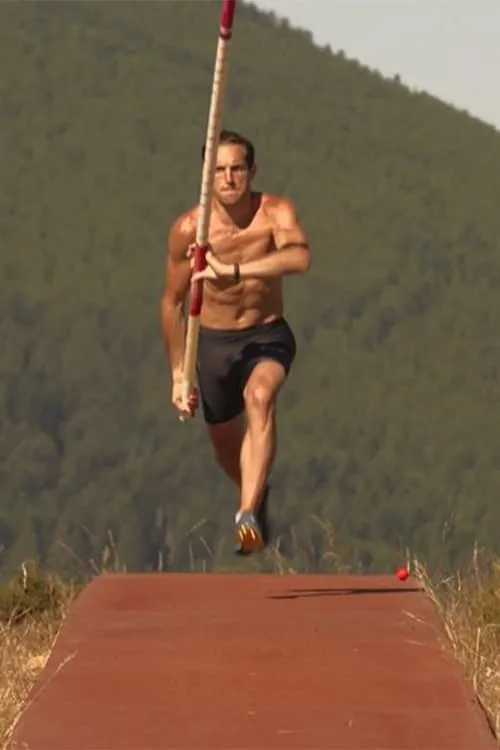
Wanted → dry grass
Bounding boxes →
[413,545,500,742]
[0,562,75,749]
[1,616,62,748]
[264,515,351,574]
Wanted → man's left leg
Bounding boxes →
[234,359,287,554]
[205,407,273,555]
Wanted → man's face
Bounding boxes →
[213,143,254,206]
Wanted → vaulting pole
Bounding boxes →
[180,1,237,418]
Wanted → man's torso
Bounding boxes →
[191,192,283,330]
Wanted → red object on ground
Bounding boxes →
[11,573,496,749]
[396,565,410,581]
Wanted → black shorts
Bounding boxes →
[196,316,296,425]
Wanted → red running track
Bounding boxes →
[10,573,498,749]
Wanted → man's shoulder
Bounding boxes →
[260,192,298,220]
[169,205,198,237]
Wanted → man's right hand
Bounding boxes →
[172,378,199,419]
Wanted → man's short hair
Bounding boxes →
[201,129,255,168]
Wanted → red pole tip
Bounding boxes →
[220,0,236,33]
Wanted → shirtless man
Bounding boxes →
[161,129,311,555]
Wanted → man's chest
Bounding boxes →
[208,222,275,263]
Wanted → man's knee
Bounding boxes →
[243,378,275,414]
[243,361,286,417]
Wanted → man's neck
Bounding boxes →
[213,193,256,230]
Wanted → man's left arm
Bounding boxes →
[265,197,311,277]
[201,197,311,281]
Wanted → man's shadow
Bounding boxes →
[268,585,422,600]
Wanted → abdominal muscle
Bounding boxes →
[200,277,284,330]
[198,206,284,331]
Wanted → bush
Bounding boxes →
[0,561,74,625]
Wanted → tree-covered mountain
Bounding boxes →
[2,1,500,579]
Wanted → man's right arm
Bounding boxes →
[160,213,196,383]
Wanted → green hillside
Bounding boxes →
[2,0,500,579]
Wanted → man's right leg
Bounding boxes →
[196,324,244,488]
[207,414,245,489]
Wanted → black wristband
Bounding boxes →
[233,263,240,282]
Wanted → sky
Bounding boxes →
[252,0,500,132]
